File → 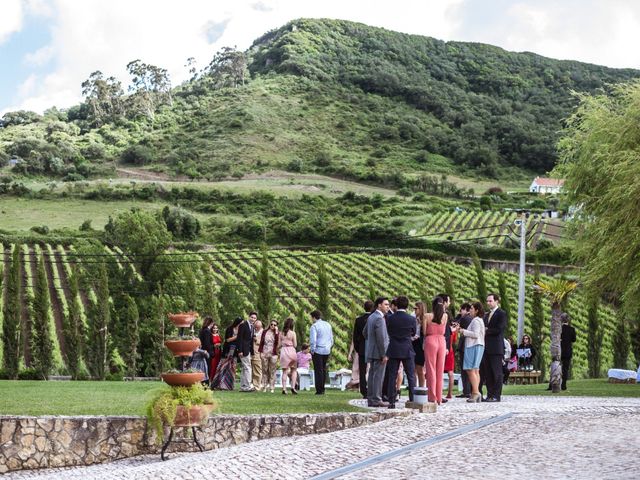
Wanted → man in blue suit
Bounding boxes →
[385,295,416,409]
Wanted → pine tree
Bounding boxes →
[199,266,218,321]
[497,270,512,338]
[64,265,84,379]
[631,318,640,369]
[85,263,110,380]
[3,244,22,378]
[472,253,487,304]
[442,268,456,316]
[182,264,198,312]
[31,255,54,380]
[218,282,245,330]
[256,246,273,322]
[530,264,546,376]
[146,291,169,377]
[294,304,307,346]
[121,295,140,378]
[612,312,631,369]
[586,295,603,378]
[318,258,330,320]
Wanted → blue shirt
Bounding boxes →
[310,319,333,355]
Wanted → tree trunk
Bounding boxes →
[549,304,562,393]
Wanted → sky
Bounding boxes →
[2,0,640,115]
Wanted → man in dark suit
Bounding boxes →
[385,296,416,409]
[381,298,397,402]
[352,300,373,399]
[480,293,507,402]
[364,297,389,407]
[455,303,473,398]
[237,312,256,392]
[560,313,577,391]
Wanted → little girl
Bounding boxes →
[296,344,312,369]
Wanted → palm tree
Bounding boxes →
[534,278,578,393]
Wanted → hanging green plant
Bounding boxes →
[146,384,215,444]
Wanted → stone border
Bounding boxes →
[0,410,411,473]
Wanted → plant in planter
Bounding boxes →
[146,383,216,444]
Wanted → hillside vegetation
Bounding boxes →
[1,19,639,185]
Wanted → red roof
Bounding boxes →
[532,177,564,187]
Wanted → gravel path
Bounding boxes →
[6,396,640,480]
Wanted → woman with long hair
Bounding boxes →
[413,301,427,388]
[212,317,243,390]
[458,302,486,403]
[444,315,458,399]
[423,295,449,404]
[222,317,242,358]
[280,317,298,395]
[259,319,280,393]
[209,323,223,383]
[193,316,213,385]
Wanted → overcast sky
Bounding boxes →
[2,0,640,114]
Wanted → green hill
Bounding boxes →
[1,18,639,184]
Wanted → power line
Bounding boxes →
[1,222,511,260]
[4,233,513,265]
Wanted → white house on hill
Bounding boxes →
[530,177,564,194]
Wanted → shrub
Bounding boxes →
[162,206,201,240]
[30,225,50,235]
[121,145,154,166]
[79,219,93,231]
[536,239,554,250]
[17,368,41,380]
[287,158,303,172]
[314,151,332,167]
[479,195,492,211]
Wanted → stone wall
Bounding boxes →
[0,411,408,473]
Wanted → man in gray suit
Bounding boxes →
[364,297,390,407]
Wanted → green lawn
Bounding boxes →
[1,379,636,417]
[503,378,640,397]
[0,198,206,231]
[0,381,362,416]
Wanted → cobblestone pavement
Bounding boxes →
[6,396,640,480]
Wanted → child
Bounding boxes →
[295,344,312,391]
[297,344,312,369]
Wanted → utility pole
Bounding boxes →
[516,211,527,345]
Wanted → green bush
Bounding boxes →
[121,145,154,166]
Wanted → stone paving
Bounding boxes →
[5,396,640,480]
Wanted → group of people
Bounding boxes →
[190,291,577,402]
[352,292,510,408]
[192,310,334,395]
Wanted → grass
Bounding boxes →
[0,197,206,231]
[0,381,362,416]
[18,170,398,199]
[1,378,637,417]
[502,378,640,397]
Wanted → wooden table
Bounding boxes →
[508,370,542,385]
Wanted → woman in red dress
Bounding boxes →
[209,323,223,383]
[444,319,457,399]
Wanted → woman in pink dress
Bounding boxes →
[279,318,298,394]
[423,295,450,405]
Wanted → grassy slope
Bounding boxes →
[0,197,182,231]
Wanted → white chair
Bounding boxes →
[297,368,314,391]
[329,369,352,390]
